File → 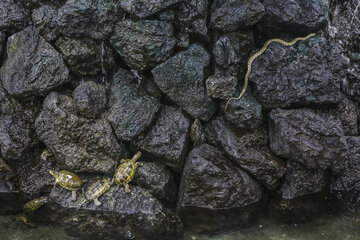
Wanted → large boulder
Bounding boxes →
[108,69,161,141]
[31,5,59,42]
[210,0,265,32]
[250,36,347,109]
[133,161,177,202]
[35,91,127,173]
[152,44,217,121]
[0,26,69,97]
[178,143,262,232]
[46,185,183,240]
[136,105,191,172]
[0,0,28,33]
[110,19,176,71]
[117,0,183,18]
[205,117,285,189]
[55,36,115,76]
[269,108,347,170]
[259,0,329,36]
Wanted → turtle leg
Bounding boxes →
[71,191,77,201]
[125,183,131,193]
[94,198,101,206]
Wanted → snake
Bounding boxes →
[225,33,316,112]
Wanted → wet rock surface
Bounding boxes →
[210,0,265,32]
[152,44,216,121]
[47,185,183,240]
[117,0,183,18]
[205,117,285,189]
[108,69,161,141]
[250,37,347,109]
[35,92,127,173]
[178,143,262,232]
[0,181,26,214]
[136,105,190,172]
[0,26,69,97]
[259,0,329,36]
[110,19,176,71]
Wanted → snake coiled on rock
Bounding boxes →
[225,33,316,112]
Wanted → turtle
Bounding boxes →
[23,196,48,212]
[113,151,142,193]
[84,178,112,206]
[49,170,83,201]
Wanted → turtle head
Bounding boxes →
[49,170,60,182]
[132,151,142,163]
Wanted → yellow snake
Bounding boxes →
[225,33,316,112]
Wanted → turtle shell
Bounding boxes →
[58,170,83,191]
[23,196,48,212]
[85,179,111,201]
[113,159,135,185]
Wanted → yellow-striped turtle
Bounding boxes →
[23,196,48,212]
[113,151,141,193]
[85,178,111,206]
[49,170,83,201]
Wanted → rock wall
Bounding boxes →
[0,0,359,239]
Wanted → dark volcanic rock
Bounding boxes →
[206,74,237,100]
[178,144,262,232]
[269,108,347,170]
[0,158,14,181]
[0,31,6,58]
[330,97,359,136]
[210,0,265,32]
[205,117,285,189]
[259,0,329,36]
[190,119,205,147]
[224,88,263,130]
[175,0,209,38]
[35,91,127,173]
[17,151,55,195]
[133,161,177,202]
[136,105,190,172]
[213,36,240,73]
[0,26,69,97]
[0,86,39,161]
[55,36,115,76]
[47,185,183,240]
[0,0,28,33]
[72,81,106,118]
[21,0,66,9]
[250,36,347,109]
[152,44,217,121]
[57,0,121,40]
[117,0,183,18]
[108,69,161,141]
[31,5,59,42]
[110,19,176,71]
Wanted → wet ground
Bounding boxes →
[1,211,360,240]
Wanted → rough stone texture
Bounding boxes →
[136,105,190,172]
[117,0,183,18]
[108,69,161,141]
[0,31,6,58]
[330,97,359,136]
[213,36,240,73]
[35,92,127,173]
[55,36,115,76]
[31,5,59,42]
[0,86,39,161]
[210,0,265,32]
[110,19,176,71]
[344,62,360,102]
[175,0,208,38]
[332,137,360,192]
[21,0,66,10]
[190,119,205,147]
[259,0,329,36]
[269,108,347,170]
[133,161,177,202]
[205,117,285,189]
[224,88,263,130]
[152,44,217,121]
[72,81,106,118]
[47,185,183,240]
[178,143,262,232]
[17,151,55,195]
[0,0,28,33]
[57,0,121,40]
[0,158,14,181]
[250,37,348,109]
[0,26,69,97]
[206,74,237,100]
